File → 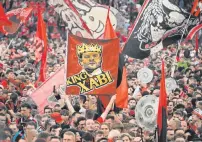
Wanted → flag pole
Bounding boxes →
[171,14,192,77]
[65,30,69,96]
[1,35,18,58]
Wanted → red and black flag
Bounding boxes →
[66,33,120,95]
[191,0,202,17]
[157,60,167,142]
[0,7,32,36]
[122,0,199,59]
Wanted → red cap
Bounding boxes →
[51,112,63,123]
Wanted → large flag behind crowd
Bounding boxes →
[48,0,126,39]
[66,33,120,95]
[123,0,198,59]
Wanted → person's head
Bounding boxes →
[10,92,18,103]
[168,118,181,130]
[71,112,81,126]
[25,121,37,131]
[3,127,13,137]
[82,132,94,142]
[50,124,62,137]
[108,130,121,140]
[111,123,124,133]
[180,121,187,131]
[94,121,100,131]
[0,130,10,141]
[173,110,184,121]
[167,128,175,141]
[54,104,62,112]
[63,131,76,142]
[133,137,142,142]
[167,129,175,141]
[0,113,7,126]
[20,103,32,117]
[41,114,50,128]
[101,123,110,137]
[120,133,132,142]
[9,122,18,133]
[175,128,185,135]
[37,132,51,142]
[44,106,52,115]
[174,134,186,142]
[86,119,95,132]
[168,101,174,114]
[77,43,102,71]
[105,115,114,126]
[128,98,136,109]
[76,116,86,131]
[61,109,69,122]
[50,136,61,142]
[95,131,104,142]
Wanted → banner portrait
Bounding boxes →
[66,34,120,95]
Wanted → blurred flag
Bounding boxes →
[0,7,32,36]
[103,7,117,39]
[0,3,12,27]
[191,0,202,17]
[35,6,48,86]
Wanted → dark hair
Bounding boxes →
[21,103,32,110]
[44,106,52,113]
[35,138,46,142]
[106,115,115,121]
[50,124,61,132]
[0,130,9,140]
[50,136,61,141]
[26,121,37,129]
[80,95,87,104]
[60,109,69,116]
[82,132,94,141]
[97,138,108,142]
[76,116,86,127]
[3,127,13,135]
[37,132,50,140]
[10,92,18,103]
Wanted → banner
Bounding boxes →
[122,0,199,59]
[66,34,119,95]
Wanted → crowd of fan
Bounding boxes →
[0,0,202,142]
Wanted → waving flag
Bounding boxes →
[31,66,65,113]
[35,6,48,86]
[0,7,32,36]
[66,34,119,95]
[123,0,199,59]
[0,3,12,27]
[157,60,167,142]
[103,7,117,39]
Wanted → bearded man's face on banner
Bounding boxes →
[80,51,102,70]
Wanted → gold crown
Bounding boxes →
[76,43,102,57]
